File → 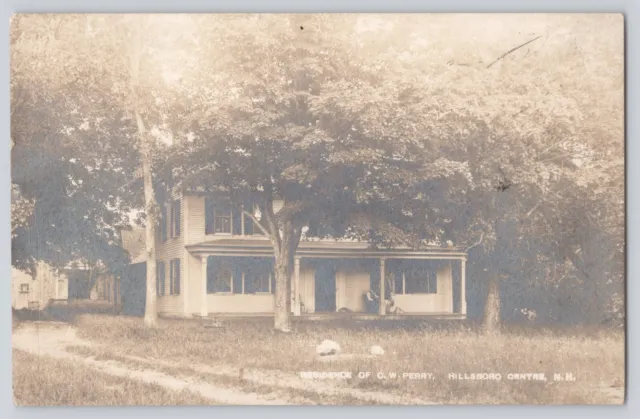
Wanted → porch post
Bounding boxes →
[294,257,301,316]
[379,258,386,316]
[200,256,208,317]
[460,258,467,315]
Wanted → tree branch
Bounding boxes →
[465,232,485,253]
[241,209,272,238]
[486,36,542,69]
[525,202,542,218]
[262,180,281,250]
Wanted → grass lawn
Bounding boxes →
[72,314,624,404]
[13,349,209,406]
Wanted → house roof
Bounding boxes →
[121,228,146,262]
[186,238,466,260]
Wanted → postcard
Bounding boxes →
[11,13,625,405]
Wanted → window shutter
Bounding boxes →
[169,260,174,295]
[175,259,181,295]
[156,262,165,296]
[205,197,214,234]
[161,205,167,242]
[172,200,181,237]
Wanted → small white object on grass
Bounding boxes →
[369,345,385,356]
[316,340,341,356]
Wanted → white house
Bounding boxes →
[141,191,468,319]
[12,262,68,310]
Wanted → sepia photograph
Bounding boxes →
[10,13,625,405]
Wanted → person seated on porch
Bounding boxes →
[364,290,379,314]
[386,294,395,314]
[386,293,403,314]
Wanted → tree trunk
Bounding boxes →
[482,189,506,334]
[483,270,500,333]
[273,233,294,332]
[129,16,157,328]
[139,117,158,328]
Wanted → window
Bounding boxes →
[208,263,232,293]
[171,200,181,238]
[243,202,265,236]
[306,223,333,238]
[20,283,29,293]
[401,266,438,294]
[170,259,181,295]
[160,205,168,242]
[205,198,214,234]
[157,261,166,296]
[205,197,265,236]
[243,203,254,235]
[214,202,231,233]
[207,259,273,294]
[244,271,272,294]
[205,198,232,234]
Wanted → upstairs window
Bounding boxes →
[204,197,267,236]
[306,223,334,238]
[245,203,265,236]
[205,198,232,234]
[20,283,29,293]
[171,200,181,238]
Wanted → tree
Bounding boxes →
[174,14,621,332]
[11,14,203,326]
[171,15,471,331]
[395,14,624,331]
[11,15,136,275]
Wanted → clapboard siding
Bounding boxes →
[185,195,205,245]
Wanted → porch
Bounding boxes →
[194,311,467,321]
[185,239,468,318]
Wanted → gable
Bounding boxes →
[121,228,146,259]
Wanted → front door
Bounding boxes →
[314,261,336,312]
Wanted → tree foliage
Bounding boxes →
[11,14,623,330]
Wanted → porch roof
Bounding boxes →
[185,238,467,260]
